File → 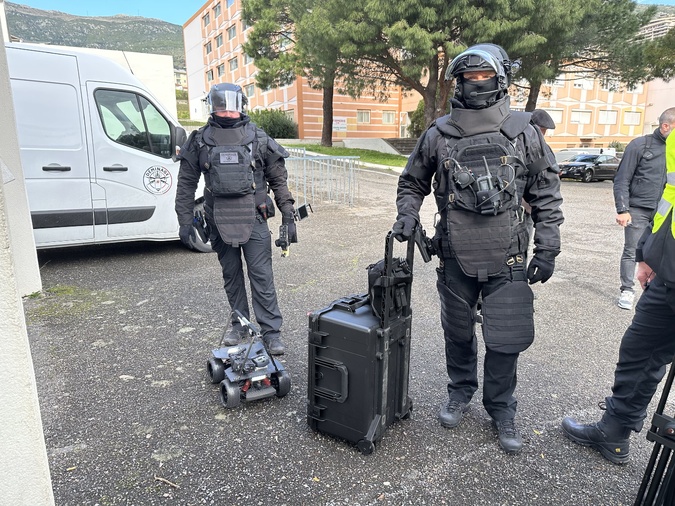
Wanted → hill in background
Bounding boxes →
[4,2,186,69]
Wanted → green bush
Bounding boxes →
[408,100,425,139]
[608,140,625,152]
[248,109,298,139]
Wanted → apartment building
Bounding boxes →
[518,73,650,151]
[638,14,675,41]
[183,0,411,140]
[184,1,669,149]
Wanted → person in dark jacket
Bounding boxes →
[562,132,675,464]
[613,108,675,310]
[392,44,564,454]
[174,83,296,355]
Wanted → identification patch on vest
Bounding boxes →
[220,152,239,164]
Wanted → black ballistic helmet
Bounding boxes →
[207,83,248,114]
[446,43,514,109]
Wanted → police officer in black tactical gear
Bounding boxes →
[393,44,564,454]
[175,83,296,355]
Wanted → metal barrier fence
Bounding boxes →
[284,148,359,206]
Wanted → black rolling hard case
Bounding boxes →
[307,232,415,455]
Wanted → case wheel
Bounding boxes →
[357,439,375,455]
[220,379,241,408]
[272,370,291,398]
[207,357,225,384]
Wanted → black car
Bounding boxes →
[558,154,621,183]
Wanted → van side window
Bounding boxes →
[95,89,172,158]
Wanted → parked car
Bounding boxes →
[558,154,621,183]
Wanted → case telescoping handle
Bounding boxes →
[383,230,415,278]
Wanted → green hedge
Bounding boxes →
[249,109,298,139]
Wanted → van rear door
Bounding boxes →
[86,84,180,241]
[8,47,94,246]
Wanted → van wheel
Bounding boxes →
[189,200,212,252]
[582,169,594,183]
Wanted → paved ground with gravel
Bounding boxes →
[24,169,670,505]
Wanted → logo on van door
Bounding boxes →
[143,166,172,195]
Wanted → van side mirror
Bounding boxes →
[172,125,188,162]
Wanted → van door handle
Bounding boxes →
[103,165,129,172]
[42,164,71,172]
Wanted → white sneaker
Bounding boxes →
[617,290,635,310]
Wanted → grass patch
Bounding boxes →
[24,285,118,323]
[287,144,408,168]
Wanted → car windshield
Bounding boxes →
[567,154,599,163]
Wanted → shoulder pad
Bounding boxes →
[501,112,531,140]
[434,114,461,138]
[267,137,289,158]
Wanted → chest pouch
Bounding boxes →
[206,144,255,198]
[442,136,520,216]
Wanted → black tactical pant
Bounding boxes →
[437,256,533,421]
[603,276,675,432]
[211,219,283,339]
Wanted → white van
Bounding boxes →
[5,42,209,251]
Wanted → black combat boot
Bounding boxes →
[439,399,469,429]
[561,416,630,465]
[493,418,523,454]
[264,336,285,355]
[223,327,242,346]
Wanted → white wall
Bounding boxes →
[184,17,208,121]
[0,3,54,501]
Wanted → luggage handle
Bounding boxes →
[313,357,349,403]
[380,231,415,328]
[332,294,370,313]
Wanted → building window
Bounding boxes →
[216,34,223,47]
[284,109,294,121]
[203,13,210,26]
[205,41,212,55]
[382,111,396,124]
[244,84,255,97]
[242,19,251,31]
[601,78,620,92]
[227,25,237,40]
[570,110,591,124]
[244,53,254,65]
[214,3,221,17]
[546,109,563,124]
[227,0,234,7]
[598,110,618,125]
[357,110,371,124]
[627,83,644,94]
[217,64,225,77]
[573,76,594,91]
[229,57,239,71]
[206,69,214,81]
[624,111,642,126]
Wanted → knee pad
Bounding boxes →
[437,280,474,343]
[482,281,534,354]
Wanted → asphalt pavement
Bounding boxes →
[24,170,669,505]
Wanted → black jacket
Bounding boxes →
[613,128,667,213]
[174,115,294,227]
[396,99,564,258]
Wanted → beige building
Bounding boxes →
[183,1,670,148]
[183,0,413,140]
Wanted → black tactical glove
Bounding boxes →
[283,212,297,244]
[179,224,196,248]
[527,251,556,284]
[392,216,416,242]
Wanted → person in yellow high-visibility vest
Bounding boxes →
[561,132,675,464]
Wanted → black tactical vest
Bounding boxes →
[433,105,532,280]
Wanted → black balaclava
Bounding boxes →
[458,76,500,109]
[211,114,242,128]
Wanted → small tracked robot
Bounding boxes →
[206,310,291,408]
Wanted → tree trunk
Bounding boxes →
[525,80,542,112]
[320,71,336,147]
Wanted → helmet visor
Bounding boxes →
[446,49,503,80]
[209,88,245,113]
